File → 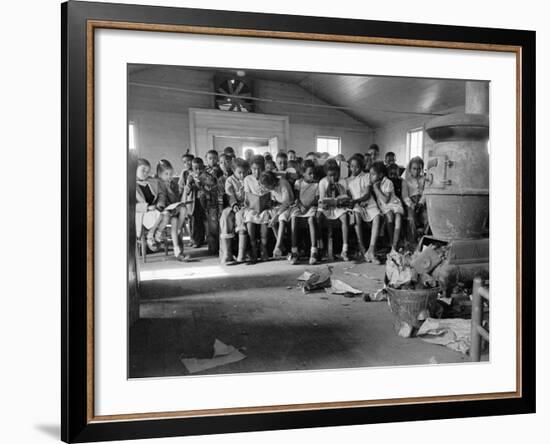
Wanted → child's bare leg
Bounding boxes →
[236,232,247,262]
[364,215,381,264]
[308,216,319,265]
[316,213,326,252]
[247,222,258,263]
[288,217,299,264]
[407,212,417,244]
[308,217,317,249]
[385,211,395,248]
[354,212,366,253]
[260,224,269,261]
[147,212,162,240]
[154,212,169,242]
[273,219,285,257]
[339,213,350,261]
[177,208,187,245]
[170,216,180,256]
[291,217,298,249]
[393,213,402,251]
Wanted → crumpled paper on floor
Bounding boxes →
[325,279,363,296]
[181,339,246,374]
[416,317,471,354]
[297,266,333,292]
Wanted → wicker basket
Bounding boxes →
[386,286,440,330]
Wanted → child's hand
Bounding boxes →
[147,205,156,211]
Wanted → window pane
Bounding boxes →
[316,137,340,156]
[407,129,423,159]
[129,122,136,150]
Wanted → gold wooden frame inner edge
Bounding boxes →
[85,19,523,423]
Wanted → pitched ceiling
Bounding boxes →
[129,64,472,128]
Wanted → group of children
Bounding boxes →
[135,143,428,265]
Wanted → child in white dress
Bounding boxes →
[219,158,248,264]
[370,161,404,252]
[401,156,427,244]
[288,160,319,265]
[243,155,271,263]
[259,171,294,258]
[318,161,351,261]
[346,155,381,264]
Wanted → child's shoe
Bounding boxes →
[340,249,350,262]
[176,253,191,262]
[273,247,283,259]
[365,247,381,265]
[287,252,299,265]
[309,254,319,265]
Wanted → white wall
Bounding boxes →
[129,68,373,169]
[373,106,464,166]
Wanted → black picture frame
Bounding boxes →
[62,1,536,442]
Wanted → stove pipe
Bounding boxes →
[424,81,489,240]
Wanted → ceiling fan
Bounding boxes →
[214,74,254,112]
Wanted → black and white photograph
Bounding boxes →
[128,64,490,379]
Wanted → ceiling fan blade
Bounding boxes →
[234,81,244,95]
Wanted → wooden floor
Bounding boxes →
[129,246,470,378]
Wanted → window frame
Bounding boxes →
[406,127,424,161]
[315,135,341,156]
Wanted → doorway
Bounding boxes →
[213,135,279,158]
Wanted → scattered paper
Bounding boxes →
[181,339,246,374]
[325,279,363,296]
[297,266,333,292]
[417,318,472,354]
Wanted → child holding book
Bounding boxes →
[288,160,319,265]
[318,161,351,261]
[346,155,381,263]
[259,171,294,259]
[243,155,272,263]
[370,161,404,252]
[155,159,190,261]
[219,158,249,264]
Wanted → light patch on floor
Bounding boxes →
[140,264,230,281]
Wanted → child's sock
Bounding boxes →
[310,246,318,254]
[342,243,349,252]
[291,247,299,254]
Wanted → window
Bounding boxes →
[406,128,424,160]
[316,136,341,156]
[129,121,137,150]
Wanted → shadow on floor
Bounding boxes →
[34,424,59,440]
